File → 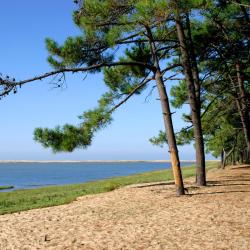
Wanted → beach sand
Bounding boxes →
[0,165,249,250]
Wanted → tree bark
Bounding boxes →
[155,72,185,195]
[222,147,235,169]
[239,151,243,164]
[235,0,250,24]
[235,62,250,151]
[174,12,206,186]
[185,14,200,102]
[145,25,185,195]
[221,149,225,169]
[222,149,227,169]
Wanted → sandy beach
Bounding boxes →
[0,165,249,250]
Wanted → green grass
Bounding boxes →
[0,162,218,215]
[0,186,14,190]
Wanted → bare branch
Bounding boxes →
[231,0,250,8]
[144,85,157,103]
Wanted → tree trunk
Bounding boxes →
[185,14,201,102]
[235,62,250,151]
[239,151,243,164]
[174,12,206,186]
[221,149,225,168]
[246,149,250,163]
[222,148,227,169]
[222,147,235,169]
[155,72,185,195]
[145,25,185,195]
[232,150,236,165]
[235,0,250,24]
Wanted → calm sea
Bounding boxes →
[0,161,194,190]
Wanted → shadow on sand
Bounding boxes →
[134,182,175,188]
[188,166,250,196]
[134,165,250,197]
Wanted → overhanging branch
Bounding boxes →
[0,61,155,97]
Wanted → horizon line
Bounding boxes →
[0,159,218,163]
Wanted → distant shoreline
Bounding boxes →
[0,160,218,163]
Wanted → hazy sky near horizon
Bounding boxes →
[0,1,213,161]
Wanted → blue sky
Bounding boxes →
[0,0,211,161]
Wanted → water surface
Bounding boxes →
[0,161,194,190]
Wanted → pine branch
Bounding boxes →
[0,61,154,97]
[232,0,250,8]
[109,77,153,113]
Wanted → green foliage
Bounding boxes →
[104,44,151,94]
[133,0,169,24]
[149,130,167,147]
[34,0,250,161]
[34,99,112,152]
[34,125,92,152]
[203,97,242,157]
[46,37,112,69]
[35,1,181,153]
[150,0,249,161]
[0,186,14,190]
[176,128,194,145]
[149,127,194,147]
[124,44,152,77]
[170,80,188,108]
[104,66,146,94]
[35,42,155,153]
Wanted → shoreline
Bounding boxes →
[0,164,248,249]
[0,159,218,163]
[0,162,219,214]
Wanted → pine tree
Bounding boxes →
[33,0,186,195]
